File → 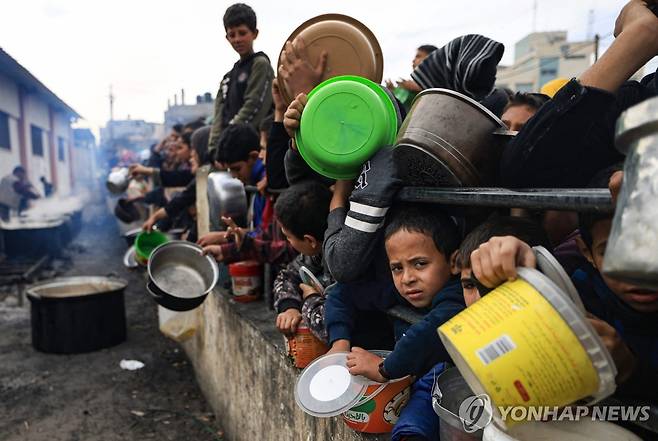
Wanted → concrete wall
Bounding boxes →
[24,93,51,187]
[53,111,71,195]
[182,291,387,441]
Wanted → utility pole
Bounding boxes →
[108,85,115,142]
[532,0,538,32]
[594,34,600,62]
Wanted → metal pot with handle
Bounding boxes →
[206,171,248,231]
[394,88,516,187]
[106,167,131,194]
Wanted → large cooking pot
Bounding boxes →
[394,88,515,187]
[147,241,219,311]
[27,276,128,354]
[106,167,131,194]
[207,171,248,230]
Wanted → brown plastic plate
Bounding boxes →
[278,14,384,104]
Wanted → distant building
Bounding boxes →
[496,31,595,93]
[164,92,214,133]
[0,48,80,195]
[72,128,98,186]
[100,118,164,151]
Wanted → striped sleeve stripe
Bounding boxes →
[349,201,389,218]
[344,215,381,233]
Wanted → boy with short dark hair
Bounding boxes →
[208,3,274,155]
[272,181,333,341]
[329,204,463,441]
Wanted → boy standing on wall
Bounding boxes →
[208,3,274,157]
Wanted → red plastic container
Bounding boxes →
[228,260,262,303]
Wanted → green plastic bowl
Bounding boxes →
[295,75,399,179]
[134,231,169,264]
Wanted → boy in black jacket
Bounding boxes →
[328,204,463,441]
[208,3,274,156]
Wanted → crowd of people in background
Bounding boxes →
[115,1,658,439]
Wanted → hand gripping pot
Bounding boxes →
[147,241,219,311]
[438,267,617,430]
[296,75,403,180]
[295,350,412,433]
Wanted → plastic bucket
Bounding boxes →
[342,375,412,433]
[438,268,616,429]
[134,231,169,265]
[285,324,328,368]
[341,350,412,434]
[228,260,262,303]
[295,75,400,179]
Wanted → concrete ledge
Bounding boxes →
[181,289,387,441]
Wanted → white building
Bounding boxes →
[0,48,80,195]
[100,119,164,150]
[496,31,595,93]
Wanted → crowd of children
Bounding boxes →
[126,1,658,439]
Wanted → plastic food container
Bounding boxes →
[296,75,401,179]
[134,230,169,266]
[285,324,328,368]
[295,350,412,433]
[438,268,617,429]
[228,260,262,303]
[604,95,658,289]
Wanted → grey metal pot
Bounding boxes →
[394,88,515,187]
[207,171,248,230]
[106,168,131,194]
[603,96,658,289]
[147,241,219,311]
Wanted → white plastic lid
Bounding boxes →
[517,268,618,404]
[295,352,370,417]
[299,266,325,295]
[533,246,586,313]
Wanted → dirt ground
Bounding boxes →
[0,199,223,441]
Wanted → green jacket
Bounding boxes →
[208,52,274,155]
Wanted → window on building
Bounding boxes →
[58,137,65,161]
[31,125,43,156]
[539,57,559,87]
[0,111,10,150]
[515,83,534,93]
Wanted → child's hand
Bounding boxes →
[197,231,229,247]
[588,314,637,383]
[222,216,246,249]
[299,283,319,299]
[129,164,153,178]
[272,80,287,119]
[614,0,658,38]
[278,37,327,98]
[202,245,223,262]
[470,236,536,288]
[346,347,387,383]
[283,93,308,142]
[609,171,623,206]
[142,216,157,232]
[276,309,302,335]
[396,78,421,92]
[327,339,350,355]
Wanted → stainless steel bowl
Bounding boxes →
[207,171,248,230]
[147,241,219,311]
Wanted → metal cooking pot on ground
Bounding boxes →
[27,276,128,354]
[147,241,219,311]
[394,88,515,187]
[207,171,248,230]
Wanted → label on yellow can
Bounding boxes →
[439,278,599,413]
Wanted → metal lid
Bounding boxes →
[295,352,370,417]
[123,246,138,269]
[615,95,658,155]
[533,245,586,313]
[299,266,325,294]
[278,14,384,105]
